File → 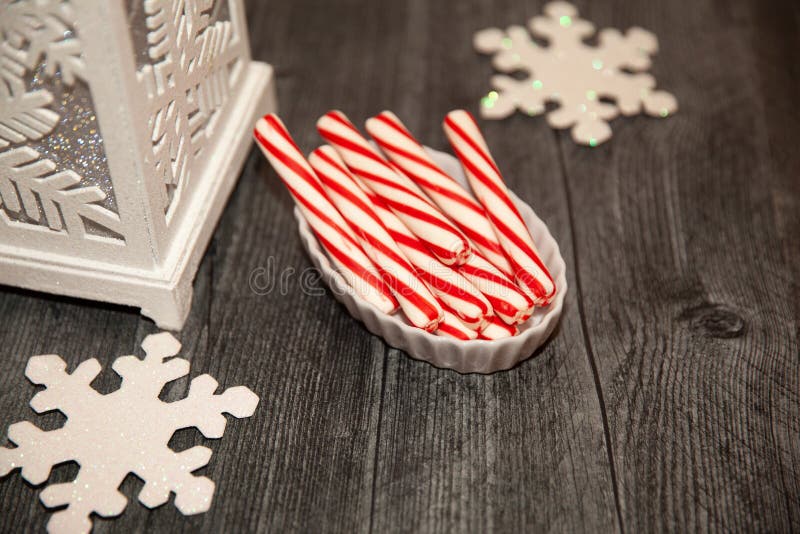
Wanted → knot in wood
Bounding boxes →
[681,303,746,339]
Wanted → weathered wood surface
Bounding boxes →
[0,0,798,532]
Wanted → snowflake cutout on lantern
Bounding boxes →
[474,1,677,146]
[0,332,259,534]
[0,0,122,237]
[138,0,243,216]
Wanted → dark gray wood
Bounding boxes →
[0,0,798,532]
[359,2,618,532]
[555,0,800,531]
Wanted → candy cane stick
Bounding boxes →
[436,308,479,341]
[479,314,518,340]
[459,252,533,325]
[355,173,493,330]
[317,110,472,266]
[309,146,443,332]
[366,111,515,277]
[253,114,397,314]
[443,110,556,305]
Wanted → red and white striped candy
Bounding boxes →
[459,252,533,326]
[366,111,515,277]
[253,114,398,314]
[309,145,443,332]
[436,308,479,341]
[357,177,493,330]
[443,110,556,305]
[479,314,519,340]
[317,110,472,266]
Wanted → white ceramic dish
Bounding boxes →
[294,148,567,374]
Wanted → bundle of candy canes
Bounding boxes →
[253,110,556,341]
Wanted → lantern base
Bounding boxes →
[0,61,276,330]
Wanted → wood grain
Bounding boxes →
[0,0,798,532]
[356,1,618,532]
[556,0,800,531]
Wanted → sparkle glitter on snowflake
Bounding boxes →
[0,332,259,534]
[474,1,678,146]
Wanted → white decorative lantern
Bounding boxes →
[0,0,276,329]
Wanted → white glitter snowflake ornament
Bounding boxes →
[0,332,259,534]
[474,1,678,146]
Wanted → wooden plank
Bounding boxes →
[557,0,800,531]
[191,155,387,533]
[359,0,620,531]
[750,1,800,529]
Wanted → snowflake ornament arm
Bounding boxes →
[474,1,677,146]
[0,357,102,483]
[0,332,259,534]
